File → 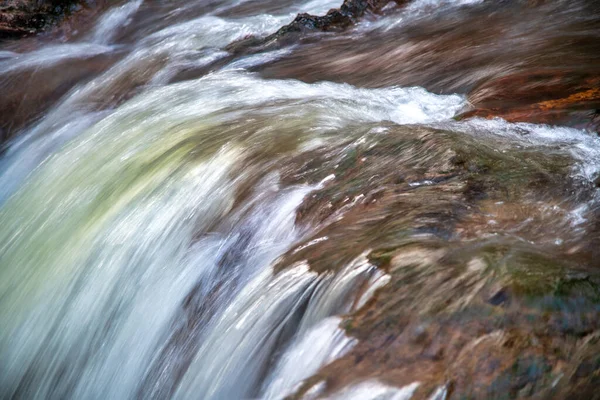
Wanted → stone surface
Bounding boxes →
[0,0,83,38]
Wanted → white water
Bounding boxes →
[261,253,388,399]
[329,381,421,400]
[1,0,600,399]
[90,0,144,44]
[262,316,356,399]
[0,46,456,400]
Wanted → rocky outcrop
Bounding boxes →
[271,0,408,35]
[0,0,83,38]
[227,0,408,54]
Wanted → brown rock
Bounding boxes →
[460,71,600,132]
[0,0,84,38]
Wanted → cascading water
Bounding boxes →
[1,0,600,399]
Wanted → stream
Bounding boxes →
[1,1,600,399]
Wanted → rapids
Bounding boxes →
[1,0,600,399]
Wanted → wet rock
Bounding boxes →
[488,288,509,307]
[277,124,600,399]
[227,0,409,54]
[289,242,600,398]
[0,0,85,38]
[459,71,600,132]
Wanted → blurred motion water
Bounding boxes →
[1,0,600,399]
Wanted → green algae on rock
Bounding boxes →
[275,124,600,399]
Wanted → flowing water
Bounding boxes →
[1,0,600,399]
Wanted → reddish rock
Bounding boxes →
[460,71,600,132]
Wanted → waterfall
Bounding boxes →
[1,0,599,398]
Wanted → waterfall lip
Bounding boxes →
[0,3,600,400]
[142,68,467,128]
[0,57,466,202]
[0,58,459,216]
